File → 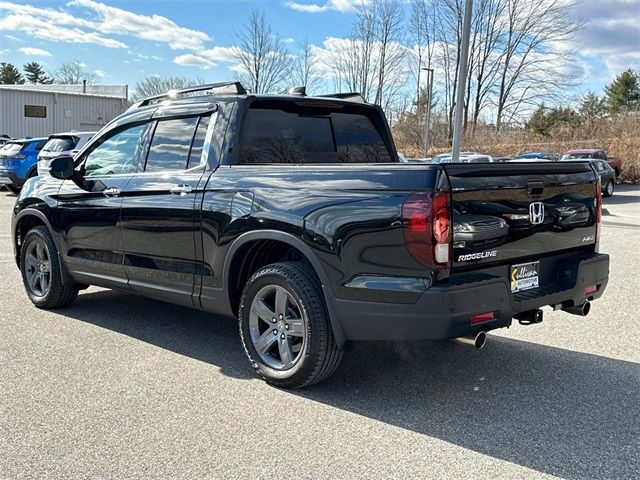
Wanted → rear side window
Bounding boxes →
[239,104,393,164]
[187,115,210,168]
[42,137,77,153]
[145,117,199,172]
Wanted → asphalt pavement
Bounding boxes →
[0,187,638,479]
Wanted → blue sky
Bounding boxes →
[0,0,638,99]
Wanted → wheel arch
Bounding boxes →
[224,230,346,347]
[13,209,75,286]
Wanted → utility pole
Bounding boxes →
[451,0,473,163]
[422,67,434,158]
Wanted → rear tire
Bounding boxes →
[20,226,78,309]
[238,262,343,388]
[604,180,614,197]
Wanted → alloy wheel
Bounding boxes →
[248,285,307,370]
[24,239,51,297]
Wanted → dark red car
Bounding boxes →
[562,149,622,178]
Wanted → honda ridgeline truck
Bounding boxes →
[11,82,609,388]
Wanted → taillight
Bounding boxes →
[595,181,602,247]
[402,191,452,269]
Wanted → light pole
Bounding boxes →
[451,0,473,163]
[421,67,434,158]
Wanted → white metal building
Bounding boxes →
[0,84,128,139]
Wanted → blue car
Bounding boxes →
[516,152,560,161]
[0,137,48,193]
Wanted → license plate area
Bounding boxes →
[510,261,539,293]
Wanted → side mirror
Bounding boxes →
[50,156,75,180]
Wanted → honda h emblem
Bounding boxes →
[529,202,545,225]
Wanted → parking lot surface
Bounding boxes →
[0,186,638,480]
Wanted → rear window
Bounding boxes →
[239,103,393,164]
[42,137,78,153]
[0,142,25,154]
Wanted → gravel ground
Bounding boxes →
[0,187,638,480]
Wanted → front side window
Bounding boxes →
[83,123,147,177]
[145,117,199,172]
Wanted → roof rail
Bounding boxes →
[128,81,247,110]
[317,92,366,103]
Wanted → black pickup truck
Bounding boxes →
[11,82,609,388]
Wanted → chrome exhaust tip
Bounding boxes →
[453,331,486,349]
[563,301,591,317]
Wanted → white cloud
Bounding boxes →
[93,68,106,77]
[0,3,127,49]
[285,0,368,13]
[19,47,51,56]
[68,0,210,51]
[199,46,237,63]
[173,54,217,70]
[569,0,640,79]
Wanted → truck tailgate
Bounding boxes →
[444,162,598,271]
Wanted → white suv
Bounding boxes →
[37,132,95,176]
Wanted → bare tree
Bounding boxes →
[131,75,205,100]
[371,0,406,107]
[494,0,579,130]
[291,40,322,95]
[468,0,505,133]
[409,0,437,106]
[232,9,290,93]
[327,0,406,108]
[53,61,96,85]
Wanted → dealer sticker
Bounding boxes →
[510,261,539,293]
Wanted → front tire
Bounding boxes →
[6,184,20,194]
[20,226,78,309]
[239,262,343,388]
[604,180,614,197]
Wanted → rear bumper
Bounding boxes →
[0,171,23,186]
[335,252,609,341]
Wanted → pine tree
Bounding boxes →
[605,69,640,112]
[0,62,25,84]
[525,104,552,136]
[23,62,53,84]
[579,92,606,124]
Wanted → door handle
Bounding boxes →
[103,187,121,198]
[170,184,193,196]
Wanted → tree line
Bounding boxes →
[525,69,640,137]
[139,0,583,139]
[0,60,98,85]
[4,0,625,144]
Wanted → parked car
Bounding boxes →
[516,152,560,161]
[0,137,47,193]
[37,132,95,177]
[562,149,622,178]
[509,158,553,163]
[11,82,609,388]
[0,134,12,146]
[432,152,493,163]
[565,159,616,197]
